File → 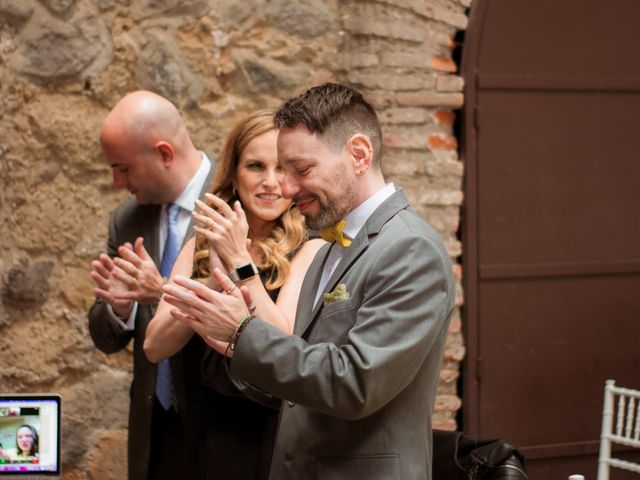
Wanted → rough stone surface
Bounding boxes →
[131,0,209,20]
[0,0,469,474]
[62,416,91,465]
[0,1,34,27]
[60,367,130,430]
[87,430,128,480]
[59,266,95,311]
[10,7,112,81]
[266,0,335,39]
[40,0,76,15]
[135,31,205,108]
[3,258,54,304]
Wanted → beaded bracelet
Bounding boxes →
[224,314,256,357]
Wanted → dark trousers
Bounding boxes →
[147,397,202,480]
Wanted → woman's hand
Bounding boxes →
[192,194,252,269]
[162,270,254,357]
[207,246,225,290]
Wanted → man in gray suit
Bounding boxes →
[88,91,215,479]
[163,83,455,479]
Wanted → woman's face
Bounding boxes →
[234,129,291,231]
[16,427,34,454]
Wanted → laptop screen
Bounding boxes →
[0,395,61,477]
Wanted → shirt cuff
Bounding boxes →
[107,302,138,331]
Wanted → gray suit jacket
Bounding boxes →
[231,189,455,479]
[88,159,215,480]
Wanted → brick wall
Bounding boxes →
[338,0,469,430]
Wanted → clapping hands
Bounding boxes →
[90,237,165,315]
[162,268,254,356]
[192,193,253,270]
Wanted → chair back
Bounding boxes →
[597,379,640,480]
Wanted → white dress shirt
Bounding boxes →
[110,153,212,329]
[314,183,395,307]
[158,153,212,255]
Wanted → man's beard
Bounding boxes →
[304,172,357,230]
[305,198,353,230]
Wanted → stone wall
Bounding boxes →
[0,0,469,477]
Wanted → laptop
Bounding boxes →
[0,394,61,480]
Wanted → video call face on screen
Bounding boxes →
[0,396,60,475]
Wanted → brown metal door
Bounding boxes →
[461,1,640,478]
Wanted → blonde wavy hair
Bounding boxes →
[193,109,308,291]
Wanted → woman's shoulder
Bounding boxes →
[303,238,326,250]
[292,238,326,263]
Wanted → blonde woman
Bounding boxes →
[144,109,323,479]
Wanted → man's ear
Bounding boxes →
[155,141,175,167]
[348,134,373,175]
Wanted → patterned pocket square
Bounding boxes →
[323,283,351,306]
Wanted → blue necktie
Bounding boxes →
[155,203,180,410]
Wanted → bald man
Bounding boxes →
[88,91,216,480]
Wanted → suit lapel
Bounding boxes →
[297,236,368,338]
[316,235,368,307]
[297,189,411,337]
[141,204,163,265]
[181,155,217,249]
[294,243,332,335]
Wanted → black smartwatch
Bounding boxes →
[229,262,259,282]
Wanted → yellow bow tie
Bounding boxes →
[320,219,352,248]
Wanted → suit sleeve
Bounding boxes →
[202,347,282,410]
[230,225,453,420]
[88,210,135,354]
[201,347,243,395]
